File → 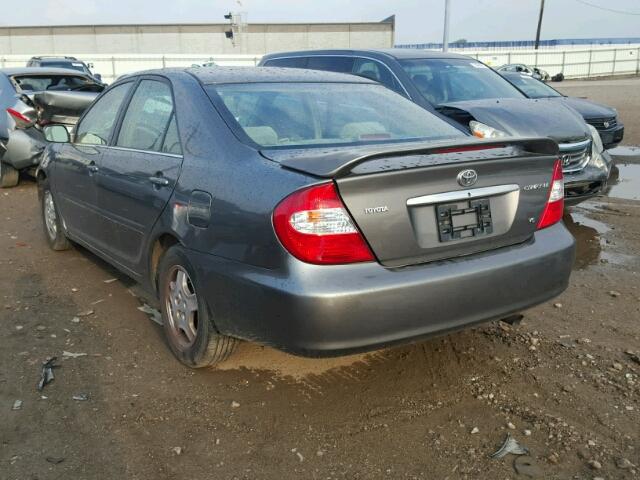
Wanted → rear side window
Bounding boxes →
[162,114,182,155]
[263,57,307,68]
[307,56,355,73]
[76,82,132,145]
[352,58,405,95]
[116,80,175,152]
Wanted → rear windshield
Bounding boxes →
[399,58,524,105]
[207,82,464,148]
[40,61,89,73]
[11,75,103,93]
[502,74,562,99]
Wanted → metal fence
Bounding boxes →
[470,46,640,79]
[2,46,640,83]
[397,37,640,51]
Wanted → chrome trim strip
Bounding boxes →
[407,184,520,207]
[558,139,591,151]
[93,145,183,159]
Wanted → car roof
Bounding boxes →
[31,57,80,62]
[262,48,472,61]
[0,67,93,77]
[131,66,378,85]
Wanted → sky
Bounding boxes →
[1,0,639,44]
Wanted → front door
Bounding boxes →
[54,82,133,246]
[95,78,183,270]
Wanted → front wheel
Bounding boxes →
[39,179,71,251]
[158,245,237,368]
[0,162,19,188]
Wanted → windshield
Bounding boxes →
[12,75,104,93]
[502,74,562,99]
[399,58,525,105]
[40,61,90,74]
[208,82,464,148]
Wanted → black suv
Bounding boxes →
[260,49,612,204]
[27,56,103,84]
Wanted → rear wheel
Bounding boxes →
[0,162,19,188]
[158,245,237,368]
[39,178,71,251]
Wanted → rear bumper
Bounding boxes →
[563,152,612,206]
[1,128,46,170]
[188,222,575,356]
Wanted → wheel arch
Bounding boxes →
[149,232,181,294]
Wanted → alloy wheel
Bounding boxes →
[165,266,199,349]
[43,191,58,240]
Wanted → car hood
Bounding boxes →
[438,98,590,143]
[541,96,617,120]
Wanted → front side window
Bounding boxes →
[116,80,175,152]
[400,58,525,105]
[208,82,464,149]
[75,82,132,145]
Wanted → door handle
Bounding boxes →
[149,176,170,187]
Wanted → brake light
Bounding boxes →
[273,182,374,265]
[537,159,564,230]
[7,108,34,128]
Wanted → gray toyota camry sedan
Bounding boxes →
[38,67,575,367]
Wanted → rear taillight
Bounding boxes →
[7,108,35,129]
[537,159,564,230]
[273,182,374,265]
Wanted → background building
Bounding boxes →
[0,17,395,55]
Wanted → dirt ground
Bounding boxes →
[2,80,640,480]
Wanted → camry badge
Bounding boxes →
[457,169,478,187]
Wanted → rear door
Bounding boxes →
[53,82,133,245]
[94,77,182,270]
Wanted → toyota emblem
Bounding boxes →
[457,169,478,187]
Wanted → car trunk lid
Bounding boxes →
[263,138,560,267]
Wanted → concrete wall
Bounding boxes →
[0,20,394,56]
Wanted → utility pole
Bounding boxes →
[442,0,450,52]
[534,0,545,50]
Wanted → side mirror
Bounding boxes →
[43,125,71,143]
[94,73,102,82]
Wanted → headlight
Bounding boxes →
[587,124,607,169]
[587,124,604,154]
[469,121,507,139]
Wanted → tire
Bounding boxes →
[39,178,71,251]
[158,245,237,368]
[0,162,19,188]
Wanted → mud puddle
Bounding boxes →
[565,203,638,269]
[607,163,640,201]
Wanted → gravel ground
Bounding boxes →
[1,78,639,480]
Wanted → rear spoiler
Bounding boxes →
[261,137,559,178]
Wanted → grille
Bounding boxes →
[587,117,617,131]
[559,138,591,173]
